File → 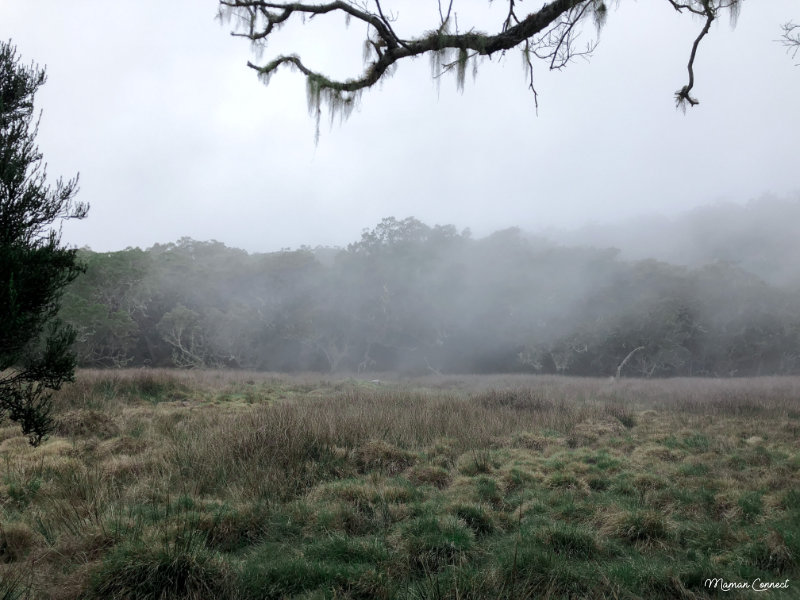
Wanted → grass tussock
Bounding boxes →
[0,369,798,598]
[87,538,235,600]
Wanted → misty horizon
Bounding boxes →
[74,192,800,285]
[60,194,800,377]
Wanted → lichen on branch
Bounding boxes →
[219,0,742,134]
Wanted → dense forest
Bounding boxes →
[59,198,800,377]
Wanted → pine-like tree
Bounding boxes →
[0,40,88,445]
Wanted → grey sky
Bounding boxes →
[2,1,798,252]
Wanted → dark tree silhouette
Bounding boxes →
[0,40,88,445]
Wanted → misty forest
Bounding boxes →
[62,197,800,378]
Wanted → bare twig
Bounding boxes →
[779,21,800,64]
[438,0,454,29]
[668,0,742,109]
[673,5,715,108]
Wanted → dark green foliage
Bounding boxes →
[678,462,710,477]
[3,473,41,509]
[581,449,622,472]
[303,534,389,564]
[738,491,763,522]
[239,541,382,600]
[59,248,148,366]
[682,433,711,452]
[473,476,502,506]
[539,522,600,559]
[782,489,800,511]
[88,539,233,600]
[400,515,475,571]
[0,40,87,445]
[605,556,705,598]
[587,475,610,491]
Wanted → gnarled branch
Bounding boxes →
[219,0,742,133]
[667,0,739,109]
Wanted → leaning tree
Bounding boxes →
[0,40,88,445]
[219,0,746,135]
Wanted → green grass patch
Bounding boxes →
[87,538,233,600]
[677,461,710,477]
[450,502,496,536]
[399,514,475,571]
[239,546,380,600]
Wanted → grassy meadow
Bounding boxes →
[0,370,799,599]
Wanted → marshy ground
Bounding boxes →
[1,370,799,598]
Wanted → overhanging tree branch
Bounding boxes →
[667,0,741,108]
[219,0,743,133]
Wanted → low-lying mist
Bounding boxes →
[554,194,800,287]
[61,195,800,377]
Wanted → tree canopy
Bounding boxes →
[0,40,88,445]
[60,200,800,378]
[219,0,744,133]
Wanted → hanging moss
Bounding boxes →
[305,76,361,143]
[593,1,608,29]
[362,39,374,63]
[456,47,468,92]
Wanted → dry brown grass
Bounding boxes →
[0,369,798,598]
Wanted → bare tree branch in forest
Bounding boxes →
[779,21,800,64]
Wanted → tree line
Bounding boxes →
[59,216,800,377]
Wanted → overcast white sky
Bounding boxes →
[3,1,798,252]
